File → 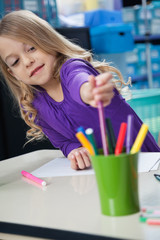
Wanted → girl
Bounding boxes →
[0,10,159,170]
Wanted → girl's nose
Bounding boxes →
[23,55,35,67]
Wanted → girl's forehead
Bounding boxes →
[0,37,24,59]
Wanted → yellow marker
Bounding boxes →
[130,124,148,154]
[76,131,95,156]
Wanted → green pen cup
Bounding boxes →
[91,152,140,216]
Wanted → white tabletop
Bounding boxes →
[0,150,160,240]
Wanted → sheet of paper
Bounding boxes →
[32,157,95,177]
[31,152,160,178]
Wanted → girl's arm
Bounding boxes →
[80,73,114,107]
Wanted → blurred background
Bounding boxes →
[0,0,159,161]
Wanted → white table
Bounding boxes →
[0,150,160,240]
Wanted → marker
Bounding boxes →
[97,101,108,155]
[77,126,87,137]
[130,124,148,154]
[154,174,160,182]
[126,115,134,153]
[140,213,160,219]
[105,118,116,154]
[115,122,127,155]
[76,131,95,155]
[21,170,47,186]
[85,128,98,155]
[146,219,160,225]
[141,208,160,214]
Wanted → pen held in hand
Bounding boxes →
[97,101,108,156]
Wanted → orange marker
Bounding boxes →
[76,131,95,155]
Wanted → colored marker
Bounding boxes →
[76,131,95,155]
[130,124,148,154]
[85,128,98,155]
[140,213,160,219]
[115,122,127,155]
[141,208,160,214]
[126,114,134,153]
[146,219,160,225]
[77,126,87,137]
[154,174,160,182]
[105,118,116,154]
[21,170,46,186]
[97,101,108,155]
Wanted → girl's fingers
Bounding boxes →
[88,75,96,88]
[93,81,114,95]
[70,149,91,170]
[70,154,79,170]
[75,151,85,169]
[79,149,91,168]
[95,72,113,86]
[94,91,114,103]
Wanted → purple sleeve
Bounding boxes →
[39,119,81,157]
[60,59,99,105]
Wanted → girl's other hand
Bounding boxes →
[67,147,91,170]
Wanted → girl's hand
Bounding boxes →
[67,147,91,170]
[80,72,114,108]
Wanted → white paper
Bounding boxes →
[31,152,160,178]
[32,157,95,177]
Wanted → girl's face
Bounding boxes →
[0,36,56,89]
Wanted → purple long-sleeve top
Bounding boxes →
[32,58,160,156]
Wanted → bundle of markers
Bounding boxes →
[76,106,149,156]
[140,207,160,225]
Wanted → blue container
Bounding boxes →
[85,9,122,27]
[151,1,160,18]
[127,89,160,142]
[90,23,134,53]
[0,0,59,27]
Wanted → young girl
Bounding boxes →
[0,10,159,170]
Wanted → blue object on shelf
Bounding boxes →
[84,9,122,27]
[127,89,160,142]
[90,23,134,53]
[0,0,59,27]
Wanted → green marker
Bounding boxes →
[105,118,116,154]
[85,128,98,155]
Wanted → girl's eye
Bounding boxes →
[28,46,35,52]
[12,59,19,66]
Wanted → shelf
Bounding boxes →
[130,72,160,83]
[134,35,160,45]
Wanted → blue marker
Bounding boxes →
[77,126,87,138]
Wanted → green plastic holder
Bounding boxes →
[91,152,140,216]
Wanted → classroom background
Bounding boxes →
[0,0,159,161]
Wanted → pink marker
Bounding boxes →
[147,219,160,225]
[98,101,108,155]
[21,170,46,186]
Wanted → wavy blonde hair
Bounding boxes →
[0,10,126,142]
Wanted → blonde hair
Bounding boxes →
[0,10,125,142]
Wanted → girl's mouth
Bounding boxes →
[30,64,44,77]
